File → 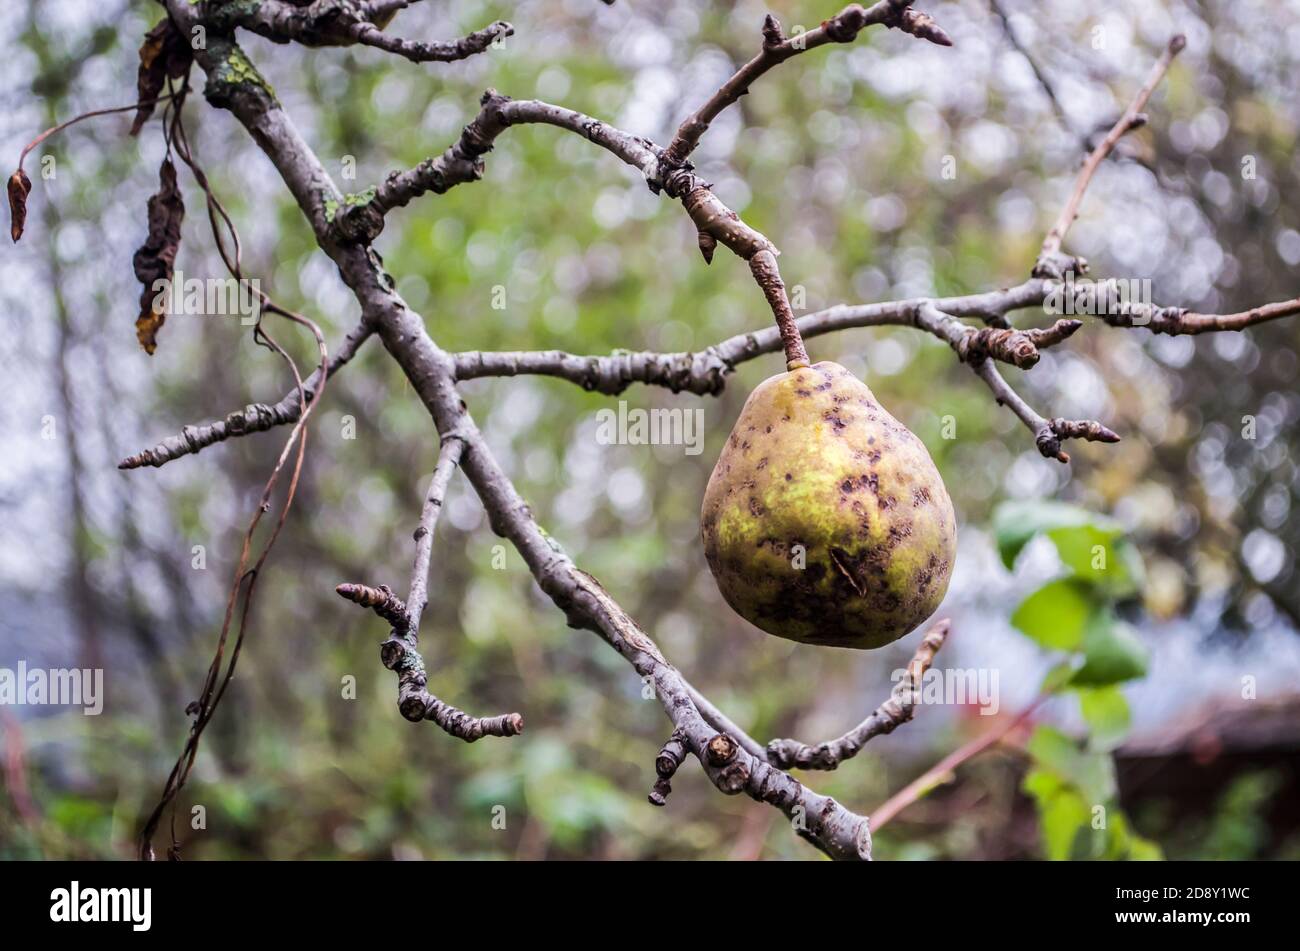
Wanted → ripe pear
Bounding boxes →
[701,361,956,649]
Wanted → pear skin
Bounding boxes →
[701,361,956,648]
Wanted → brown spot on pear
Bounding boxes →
[701,361,956,649]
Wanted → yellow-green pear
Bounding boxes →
[701,361,956,649]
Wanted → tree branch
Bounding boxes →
[333,432,521,742]
[118,321,371,469]
[344,18,512,63]
[452,346,735,396]
[914,300,1119,462]
[870,694,1048,831]
[768,618,949,770]
[331,89,822,378]
[1035,34,1186,277]
[453,281,1055,394]
[332,92,657,243]
[661,1,951,168]
[1097,295,1300,335]
[229,0,511,63]
[335,582,524,741]
[971,348,1119,464]
[407,435,464,631]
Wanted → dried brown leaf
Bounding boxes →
[131,19,193,136]
[132,158,184,354]
[7,169,31,243]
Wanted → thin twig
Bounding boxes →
[407,436,465,631]
[119,322,371,469]
[346,18,512,62]
[137,102,331,862]
[16,93,177,172]
[870,694,1049,832]
[1036,34,1186,275]
[767,619,950,770]
[662,1,951,167]
[333,434,521,743]
[971,355,1118,463]
[1097,296,1300,335]
[232,0,509,62]
[334,581,525,741]
[332,92,658,243]
[989,0,1082,147]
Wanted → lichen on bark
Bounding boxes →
[203,36,277,106]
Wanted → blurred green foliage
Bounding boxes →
[997,499,1158,860]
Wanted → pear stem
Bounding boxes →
[749,249,809,370]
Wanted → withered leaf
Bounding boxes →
[7,169,31,243]
[131,19,193,136]
[132,158,185,355]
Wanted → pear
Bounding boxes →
[701,361,956,649]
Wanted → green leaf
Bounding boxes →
[1027,724,1117,804]
[1076,684,1132,751]
[1071,617,1149,686]
[1046,524,1139,596]
[1011,577,1095,650]
[1023,767,1092,860]
[1127,833,1165,861]
[1103,813,1165,861]
[993,499,1115,570]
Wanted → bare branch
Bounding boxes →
[454,281,1055,394]
[335,434,519,742]
[230,0,510,63]
[335,581,409,628]
[118,321,371,469]
[989,0,1081,146]
[335,581,524,741]
[1036,34,1186,276]
[453,346,734,396]
[407,435,464,631]
[454,291,1109,466]
[333,93,657,243]
[961,320,1083,367]
[914,301,1118,462]
[344,18,512,63]
[917,302,1082,369]
[1098,295,1300,335]
[379,625,524,739]
[662,1,951,168]
[972,354,1119,464]
[768,618,950,770]
[871,694,1048,831]
[331,90,821,379]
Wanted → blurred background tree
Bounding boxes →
[1,0,1298,860]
